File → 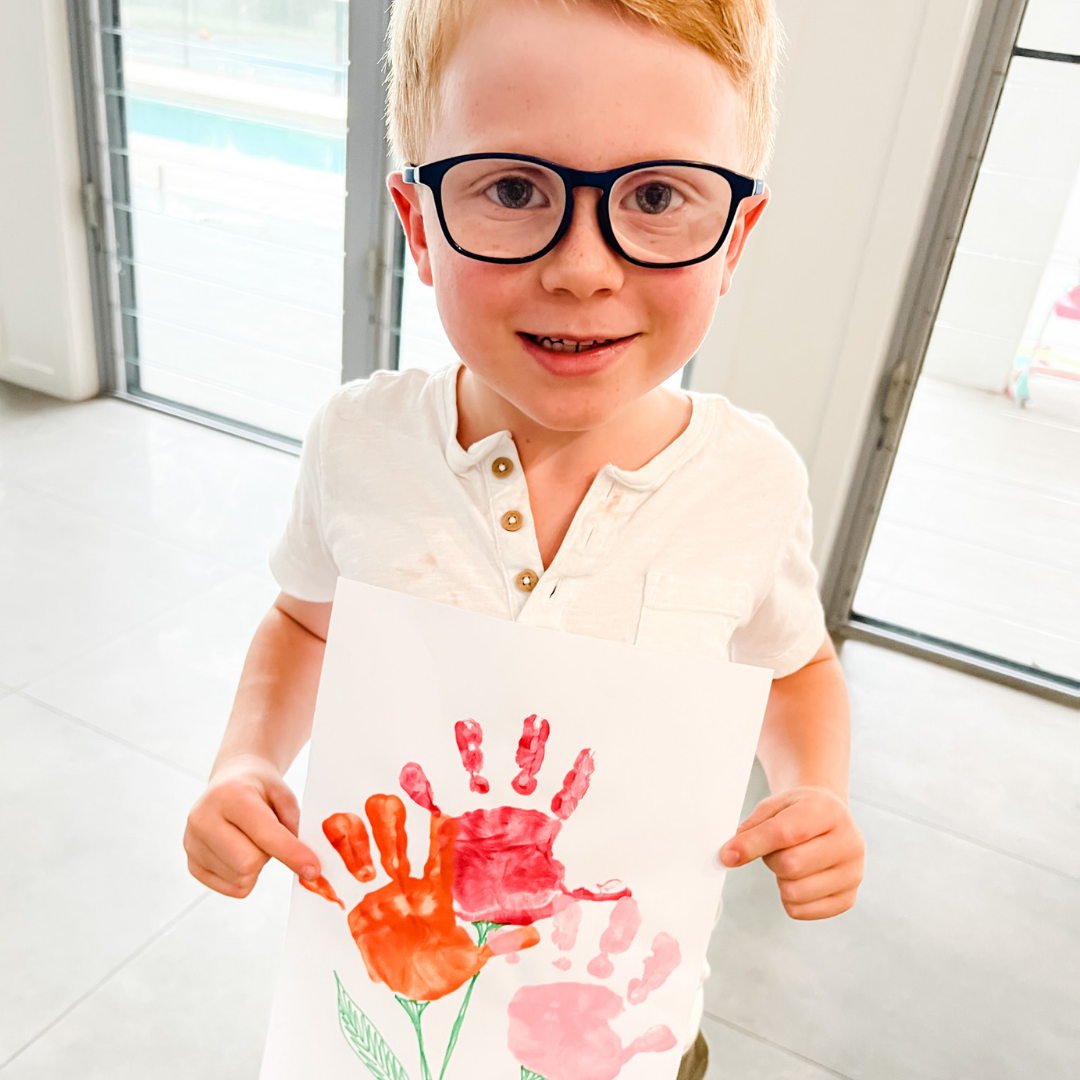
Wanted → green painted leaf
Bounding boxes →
[335,972,411,1080]
[520,1069,546,1080]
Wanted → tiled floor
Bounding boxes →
[856,375,1080,681]
[1,381,1077,1078]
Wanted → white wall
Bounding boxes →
[0,1,98,400]
[692,0,983,573]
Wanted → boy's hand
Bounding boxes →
[719,786,864,920]
[184,754,320,898]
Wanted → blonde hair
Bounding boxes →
[386,0,781,176]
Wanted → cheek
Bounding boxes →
[430,251,523,342]
[646,263,723,343]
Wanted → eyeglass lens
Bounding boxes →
[438,158,734,263]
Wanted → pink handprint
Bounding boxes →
[508,898,682,1080]
[399,716,630,925]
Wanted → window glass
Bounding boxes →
[104,0,349,440]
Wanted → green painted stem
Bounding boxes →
[396,997,432,1080]
[436,922,503,1080]
[438,972,479,1080]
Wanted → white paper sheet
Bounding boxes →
[261,579,772,1080]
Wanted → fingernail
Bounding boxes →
[300,866,318,881]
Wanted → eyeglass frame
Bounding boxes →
[401,152,765,269]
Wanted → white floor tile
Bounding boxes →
[877,453,1080,573]
[899,380,1080,502]
[0,479,235,687]
[702,1016,845,1080]
[842,640,1080,878]
[853,575,1080,681]
[0,385,299,570]
[23,572,280,779]
[859,517,1080,642]
[0,695,204,1065]
[706,787,1080,1080]
[0,863,292,1080]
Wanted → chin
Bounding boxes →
[515,387,629,432]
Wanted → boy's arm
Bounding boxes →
[183,593,332,898]
[719,633,865,920]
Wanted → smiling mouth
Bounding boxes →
[522,333,630,354]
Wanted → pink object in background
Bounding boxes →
[1053,284,1080,322]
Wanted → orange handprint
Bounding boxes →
[307,794,538,1002]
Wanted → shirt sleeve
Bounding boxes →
[267,399,340,602]
[729,494,826,678]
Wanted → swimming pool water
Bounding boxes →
[126,96,346,174]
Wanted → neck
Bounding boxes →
[455,366,692,483]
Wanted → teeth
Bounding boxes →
[534,336,617,353]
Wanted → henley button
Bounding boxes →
[501,510,524,532]
[491,456,514,478]
[516,569,539,593]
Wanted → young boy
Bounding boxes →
[185,1,864,1076]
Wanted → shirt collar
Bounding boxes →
[436,361,716,489]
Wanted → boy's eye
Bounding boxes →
[630,181,684,215]
[635,182,672,214]
[485,176,540,209]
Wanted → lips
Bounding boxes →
[523,334,622,354]
[518,331,638,377]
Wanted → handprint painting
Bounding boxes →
[260,580,774,1080]
[301,719,671,1080]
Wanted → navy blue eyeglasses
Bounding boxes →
[402,153,764,269]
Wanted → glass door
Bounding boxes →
[94,0,349,442]
[835,0,1080,696]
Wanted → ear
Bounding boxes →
[387,172,434,286]
[719,184,770,296]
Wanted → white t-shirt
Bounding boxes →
[269,363,826,1047]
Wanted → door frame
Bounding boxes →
[821,0,1080,706]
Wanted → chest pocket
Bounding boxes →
[635,572,754,660]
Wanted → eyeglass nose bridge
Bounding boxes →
[545,179,623,265]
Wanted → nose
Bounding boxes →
[538,187,625,298]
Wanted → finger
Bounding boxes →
[762,831,850,880]
[776,865,859,907]
[486,925,541,956]
[224,792,320,880]
[734,792,795,836]
[323,812,376,882]
[723,803,829,866]
[266,780,301,837]
[187,856,255,899]
[365,794,410,882]
[782,887,859,921]
[719,793,799,865]
[189,821,270,885]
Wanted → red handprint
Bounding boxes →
[399,716,630,925]
[304,793,538,1002]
